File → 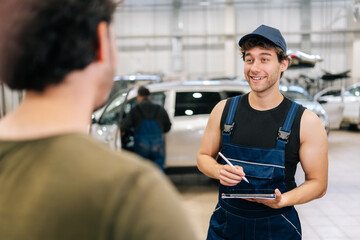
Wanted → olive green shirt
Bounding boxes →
[0,133,196,240]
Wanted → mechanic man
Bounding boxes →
[121,86,171,170]
[0,1,196,239]
[197,24,328,239]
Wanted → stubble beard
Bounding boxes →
[247,76,279,95]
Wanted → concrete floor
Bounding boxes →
[168,129,360,240]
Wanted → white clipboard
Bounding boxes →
[221,193,276,199]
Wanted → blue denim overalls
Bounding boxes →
[133,108,165,170]
[207,96,302,240]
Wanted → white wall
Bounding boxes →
[2,0,359,113]
[113,0,360,89]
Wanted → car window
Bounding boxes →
[175,92,221,116]
[151,92,166,106]
[348,86,360,97]
[109,80,161,99]
[321,90,342,97]
[109,81,129,99]
[124,92,166,115]
[100,91,166,125]
[99,91,128,125]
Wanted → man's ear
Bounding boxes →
[96,21,110,62]
[280,59,289,72]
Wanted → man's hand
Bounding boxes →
[219,165,246,186]
[246,189,285,209]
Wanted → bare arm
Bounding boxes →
[285,109,328,203]
[253,109,328,208]
[197,100,246,186]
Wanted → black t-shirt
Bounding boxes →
[220,93,306,190]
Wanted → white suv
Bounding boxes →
[91,80,329,168]
[314,82,360,129]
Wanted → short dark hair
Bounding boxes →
[240,37,289,77]
[0,0,117,92]
[240,37,288,63]
[137,86,151,97]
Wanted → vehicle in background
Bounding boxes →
[314,82,360,129]
[279,85,330,134]
[109,73,163,99]
[92,73,163,122]
[287,50,323,69]
[91,81,251,168]
[91,81,330,168]
[208,76,237,81]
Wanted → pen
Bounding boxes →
[218,152,249,183]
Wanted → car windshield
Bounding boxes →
[109,79,161,99]
[281,90,312,101]
[99,91,128,125]
[348,86,360,97]
[321,90,342,97]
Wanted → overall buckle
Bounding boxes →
[277,127,291,143]
[223,123,235,134]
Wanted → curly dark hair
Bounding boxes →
[240,37,289,63]
[239,37,290,78]
[0,0,117,92]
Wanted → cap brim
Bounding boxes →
[238,33,270,47]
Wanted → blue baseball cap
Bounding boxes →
[238,25,287,53]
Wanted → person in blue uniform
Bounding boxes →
[121,86,171,170]
[197,25,328,240]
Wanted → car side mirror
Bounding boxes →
[318,99,327,104]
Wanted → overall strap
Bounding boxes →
[276,101,300,148]
[222,95,240,143]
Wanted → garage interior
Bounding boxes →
[1,0,360,239]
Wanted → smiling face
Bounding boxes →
[244,46,288,95]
